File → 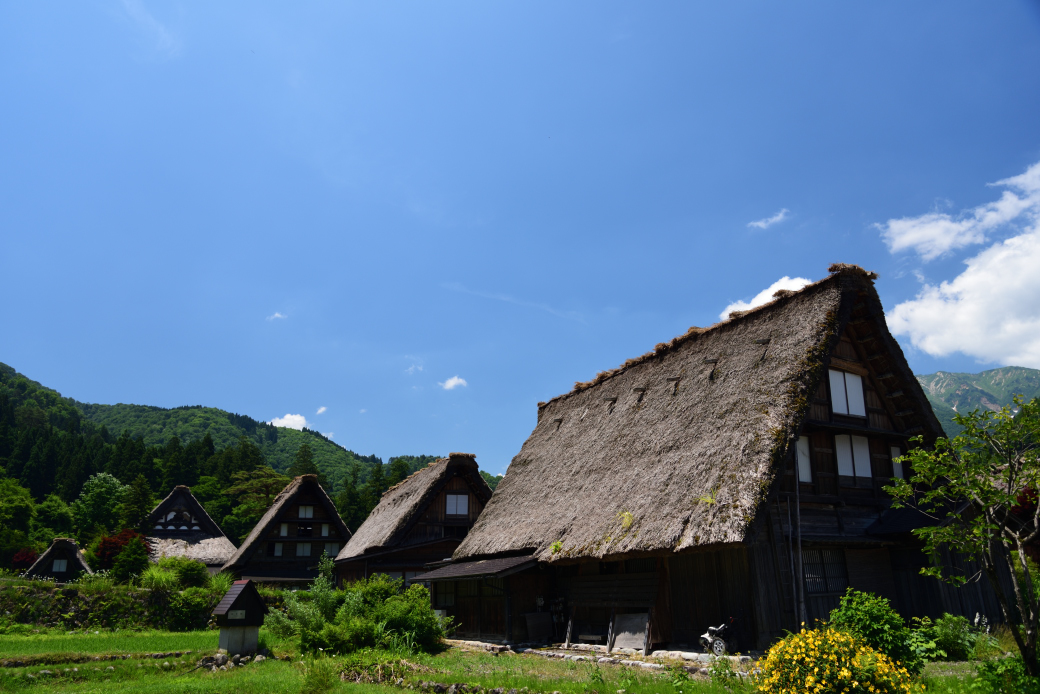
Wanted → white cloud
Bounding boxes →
[886,159,1040,367]
[120,0,180,58]
[359,408,367,414]
[269,413,308,430]
[323,432,334,439]
[405,363,423,375]
[438,376,468,390]
[266,312,287,321]
[747,208,790,229]
[316,406,327,415]
[878,161,1040,261]
[720,276,813,320]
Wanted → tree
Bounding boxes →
[887,396,1040,675]
[336,465,363,532]
[118,474,156,530]
[386,457,411,488]
[71,473,129,542]
[110,534,150,583]
[90,528,148,571]
[287,443,328,488]
[222,465,291,541]
[360,462,386,520]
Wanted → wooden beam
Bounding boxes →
[642,607,654,657]
[564,606,576,648]
[606,608,617,653]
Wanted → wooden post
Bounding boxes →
[642,607,654,657]
[564,606,576,648]
[605,607,617,653]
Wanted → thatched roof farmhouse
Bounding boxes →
[222,474,351,583]
[146,485,237,574]
[335,452,492,585]
[418,264,1000,651]
[24,538,92,582]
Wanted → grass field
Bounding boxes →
[0,628,991,694]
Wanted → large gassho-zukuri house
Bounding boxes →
[146,485,238,574]
[222,474,352,583]
[417,264,1000,652]
[335,452,493,586]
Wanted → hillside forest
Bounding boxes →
[0,362,503,570]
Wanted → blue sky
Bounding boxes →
[3,2,1040,475]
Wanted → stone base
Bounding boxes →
[218,626,259,655]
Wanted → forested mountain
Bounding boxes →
[916,366,1040,436]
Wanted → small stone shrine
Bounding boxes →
[212,579,268,654]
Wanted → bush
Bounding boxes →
[89,529,147,571]
[12,548,37,569]
[829,588,920,672]
[974,656,1040,694]
[209,570,234,595]
[157,556,210,588]
[167,586,218,631]
[110,536,150,584]
[139,565,179,591]
[755,627,921,694]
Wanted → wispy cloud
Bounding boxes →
[720,276,812,320]
[443,283,584,323]
[877,162,1040,261]
[404,357,424,375]
[438,376,468,390]
[885,160,1040,367]
[359,408,367,414]
[316,406,327,415]
[747,208,790,230]
[266,312,287,321]
[120,0,180,59]
[269,413,308,430]
[323,432,334,439]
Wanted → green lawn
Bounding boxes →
[0,630,218,658]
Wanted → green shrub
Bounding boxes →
[139,566,179,592]
[932,613,975,661]
[209,570,234,594]
[167,587,218,631]
[974,656,1040,694]
[157,556,210,588]
[110,537,150,584]
[265,607,299,639]
[299,652,340,694]
[829,588,920,672]
[755,626,921,694]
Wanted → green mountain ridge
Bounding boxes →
[915,366,1040,436]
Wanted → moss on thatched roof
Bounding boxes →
[454,264,940,563]
[336,453,492,562]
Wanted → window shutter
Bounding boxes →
[891,446,904,479]
[845,373,866,417]
[280,523,288,536]
[796,437,812,483]
[834,435,854,476]
[851,436,871,478]
[829,370,848,415]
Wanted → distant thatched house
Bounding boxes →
[24,538,92,582]
[335,453,493,586]
[221,474,352,583]
[146,485,237,574]
[418,265,1001,651]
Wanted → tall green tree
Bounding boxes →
[888,396,1040,675]
[287,443,329,488]
[386,457,411,487]
[335,464,363,532]
[119,474,156,530]
[222,465,291,542]
[71,472,129,542]
[359,462,386,520]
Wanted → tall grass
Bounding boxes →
[0,629,217,657]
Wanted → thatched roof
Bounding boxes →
[24,538,92,578]
[222,474,351,571]
[150,537,237,567]
[336,453,493,562]
[146,485,229,539]
[454,264,941,564]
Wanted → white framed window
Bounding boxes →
[280,523,288,537]
[829,369,866,417]
[52,559,68,572]
[796,437,812,483]
[891,446,905,479]
[835,434,872,478]
[325,542,339,556]
[321,524,329,537]
[297,543,311,557]
[273,543,283,557]
[446,493,469,516]
[299,505,314,519]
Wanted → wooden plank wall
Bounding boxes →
[668,546,754,651]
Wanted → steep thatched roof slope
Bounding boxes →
[25,538,92,578]
[222,474,350,571]
[336,453,493,562]
[147,485,229,539]
[454,265,940,563]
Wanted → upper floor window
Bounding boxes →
[446,493,469,516]
[299,505,314,519]
[835,434,872,479]
[829,369,866,417]
[796,437,812,483]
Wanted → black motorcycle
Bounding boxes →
[699,617,734,656]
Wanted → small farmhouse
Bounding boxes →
[24,538,92,582]
[146,485,237,574]
[418,264,1002,651]
[221,474,351,583]
[335,452,493,586]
